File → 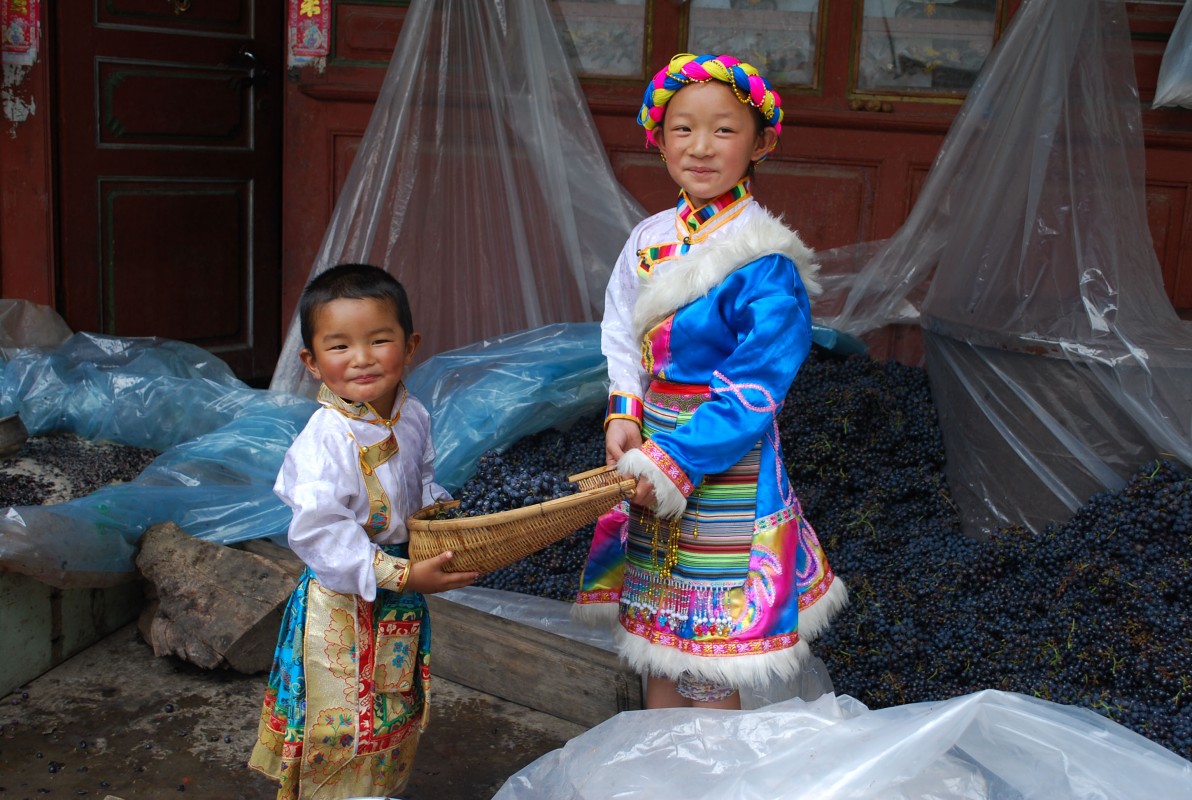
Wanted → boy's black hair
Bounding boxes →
[298,263,414,349]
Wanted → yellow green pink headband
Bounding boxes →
[638,53,784,149]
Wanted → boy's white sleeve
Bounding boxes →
[276,412,381,601]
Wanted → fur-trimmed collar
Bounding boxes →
[632,208,820,337]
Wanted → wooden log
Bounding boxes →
[425,594,642,728]
[237,537,305,578]
[135,523,299,673]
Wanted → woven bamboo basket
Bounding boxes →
[407,465,636,574]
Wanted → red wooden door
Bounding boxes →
[55,0,283,383]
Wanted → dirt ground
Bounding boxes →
[0,623,585,800]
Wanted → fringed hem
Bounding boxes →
[612,625,812,689]
[618,448,688,518]
[571,601,619,628]
[798,576,849,642]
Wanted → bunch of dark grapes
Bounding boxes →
[446,414,606,516]
[0,434,159,505]
[787,354,1192,760]
[456,414,607,600]
[458,348,1192,759]
[780,348,954,544]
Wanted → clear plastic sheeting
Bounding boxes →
[0,300,72,360]
[269,0,643,397]
[0,326,616,585]
[494,690,1192,800]
[0,332,273,448]
[0,333,317,587]
[1154,0,1192,109]
[404,323,609,491]
[813,0,1192,536]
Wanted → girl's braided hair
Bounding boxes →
[637,53,783,150]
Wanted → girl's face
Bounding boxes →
[299,296,419,415]
[655,81,777,208]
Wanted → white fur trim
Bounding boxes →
[618,448,688,519]
[613,625,812,689]
[571,601,619,629]
[602,576,847,688]
[633,209,820,338]
[797,576,849,642]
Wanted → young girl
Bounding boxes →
[577,54,848,709]
[249,263,478,799]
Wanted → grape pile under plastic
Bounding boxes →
[459,421,606,601]
[465,349,1190,760]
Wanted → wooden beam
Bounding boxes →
[425,594,642,729]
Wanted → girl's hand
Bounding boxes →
[605,419,643,466]
[630,475,657,509]
[407,550,479,594]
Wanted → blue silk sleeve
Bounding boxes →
[648,254,812,488]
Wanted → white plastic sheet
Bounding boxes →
[495,690,1192,799]
[269,0,643,397]
[0,300,72,360]
[270,0,1191,537]
[1154,0,1192,108]
[814,0,1192,535]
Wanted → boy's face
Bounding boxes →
[655,81,777,208]
[299,296,419,415]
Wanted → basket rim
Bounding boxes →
[567,464,618,483]
[408,468,635,532]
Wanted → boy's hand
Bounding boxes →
[605,418,642,466]
[407,550,479,594]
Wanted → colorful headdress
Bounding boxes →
[638,53,783,149]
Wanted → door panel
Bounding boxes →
[56,0,282,382]
[97,0,249,29]
[97,59,252,147]
[102,179,247,341]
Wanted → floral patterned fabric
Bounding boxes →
[248,544,431,800]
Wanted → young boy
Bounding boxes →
[249,262,477,799]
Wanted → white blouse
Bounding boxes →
[274,395,449,601]
[602,197,766,400]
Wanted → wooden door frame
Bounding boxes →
[0,41,56,306]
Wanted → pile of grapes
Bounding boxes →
[461,420,607,599]
[0,434,159,506]
[464,348,1191,759]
